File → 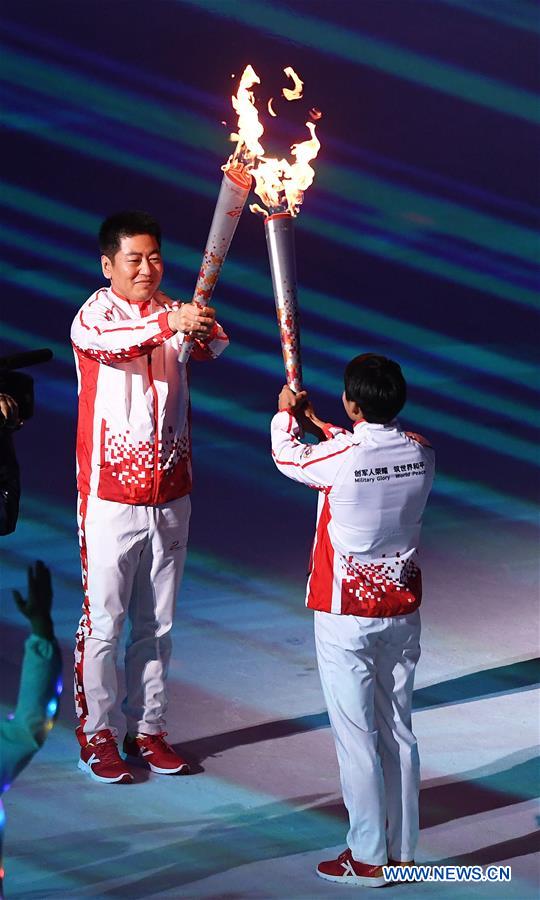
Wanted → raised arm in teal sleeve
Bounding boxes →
[1,634,62,892]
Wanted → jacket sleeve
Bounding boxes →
[271,410,353,491]
[0,635,62,789]
[71,291,176,365]
[190,321,229,361]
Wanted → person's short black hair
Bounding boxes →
[344,353,406,423]
[99,211,161,259]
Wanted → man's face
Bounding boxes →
[101,233,163,303]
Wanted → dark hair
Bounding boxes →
[99,211,161,259]
[344,353,406,423]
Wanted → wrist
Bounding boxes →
[30,616,55,641]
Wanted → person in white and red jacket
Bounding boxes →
[71,210,228,784]
[271,354,434,888]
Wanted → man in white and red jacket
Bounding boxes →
[71,210,228,783]
[271,354,434,888]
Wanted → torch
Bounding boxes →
[179,66,263,364]
[264,212,302,392]
[178,165,251,363]
[250,74,321,392]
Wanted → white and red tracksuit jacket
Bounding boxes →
[71,286,228,505]
[271,412,435,617]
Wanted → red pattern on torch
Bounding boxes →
[264,212,303,393]
[179,165,252,363]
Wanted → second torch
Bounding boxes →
[179,165,252,364]
[264,211,303,393]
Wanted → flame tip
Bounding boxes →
[282,66,304,102]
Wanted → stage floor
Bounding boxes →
[1,494,538,899]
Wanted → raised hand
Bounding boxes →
[0,392,21,429]
[13,560,55,640]
[168,303,216,341]
[278,385,307,412]
[278,385,327,441]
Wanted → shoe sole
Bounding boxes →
[78,758,133,784]
[124,754,190,775]
[316,869,386,887]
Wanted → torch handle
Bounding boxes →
[178,300,205,363]
[179,166,251,365]
[178,336,194,364]
[264,213,303,393]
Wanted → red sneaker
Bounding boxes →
[78,729,134,784]
[317,849,386,887]
[123,731,190,774]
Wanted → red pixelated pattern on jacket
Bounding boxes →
[340,554,422,617]
[98,426,191,504]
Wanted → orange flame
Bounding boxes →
[282,66,304,101]
[224,65,321,217]
[224,64,265,170]
[250,120,320,217]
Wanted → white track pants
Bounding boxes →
[74,493,190,739]
[314,609,421,865]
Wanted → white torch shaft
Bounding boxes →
[179,166,251,363]
[264,212,303,393]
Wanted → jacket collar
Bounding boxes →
[352,419,398,440]
[110,286,154,306]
